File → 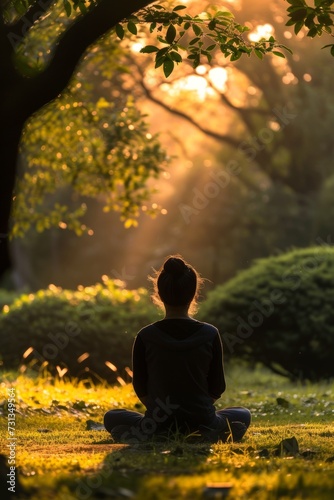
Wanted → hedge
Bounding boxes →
[198,246,334,381]
[0,277,160,382]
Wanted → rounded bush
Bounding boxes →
[198,246,334,381]
[0,289,19,311]
[0,277,160,382]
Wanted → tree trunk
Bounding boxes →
[0,0,152,284]
[0,113,23,282]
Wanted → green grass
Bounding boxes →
[1,365,334,499]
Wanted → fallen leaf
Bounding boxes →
[274,436,299,457]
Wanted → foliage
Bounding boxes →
[0,367,333,499]
[198,246,334,382]
[12,95,167,236]
[3,0,333,240]
[123,3,292,74]
[0,288,19,311]
[286,0,334,55]
[0,277,160,381]
[119,0,334,288]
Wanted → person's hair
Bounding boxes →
[149,254,204,314]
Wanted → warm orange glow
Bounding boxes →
[282,72,297,85]
[105,361,117,372]
[248,24,274,42]
[209,67,228,92]
[56,366,68,378]
[23,347,34,359]
[117,376,127,386]
[77,352,90,363]
[131,42,144,53]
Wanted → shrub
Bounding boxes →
[0,288,20,312]
[0,277,160,382]
[198,246,334,382]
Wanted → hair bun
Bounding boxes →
[163,257,187,277]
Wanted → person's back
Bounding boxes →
[104,255,251,443]
[134,318,225,432]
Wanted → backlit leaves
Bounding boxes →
[12,97,168,237]
[110,4,293,78]
[286,0,334,52]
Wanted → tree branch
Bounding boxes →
[138,77,241,149]
[17,0,153,118]
[0,15,19,87]
[207,77,270,117]
[4,0,56,36]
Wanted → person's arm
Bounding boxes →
[207,331,226,401]
[132,334,149,405]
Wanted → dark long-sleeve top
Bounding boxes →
[132,318,226,430]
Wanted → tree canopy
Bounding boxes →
[0,0,333,280]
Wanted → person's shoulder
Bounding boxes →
[198,321,220,335]
[198,320,219,330]
[136,322,160,337]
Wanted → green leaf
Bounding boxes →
[254,49,264,59]
[215,10,234,18]
[173,5,187,11]
[206,44,216,51]
[127,21,137,35]
[140,45,159,54]
[230,51,242,61]
[307,26,318,37]
[273,51,286,58]
[192,24,202,36]
[189,37,200,45]
[289,8,307,21]
[294,20,304,34]
[155,57,165,69]
[286,0,306,5]
[156,47,169,58]
[76,1,87,15]
[64,0,71,17]
[279,44,293,54]
[170,51,182,62]
[166,24,177,44]
[115,24,124,40]
[163,59,174,78]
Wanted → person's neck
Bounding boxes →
[163,305,191,319]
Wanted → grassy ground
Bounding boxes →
[0,365,334,499]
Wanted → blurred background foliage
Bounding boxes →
[5,0,333,291]
[198,246,334,382]
[0,277,160,383]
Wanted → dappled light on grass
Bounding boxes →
[0,366,333,499]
